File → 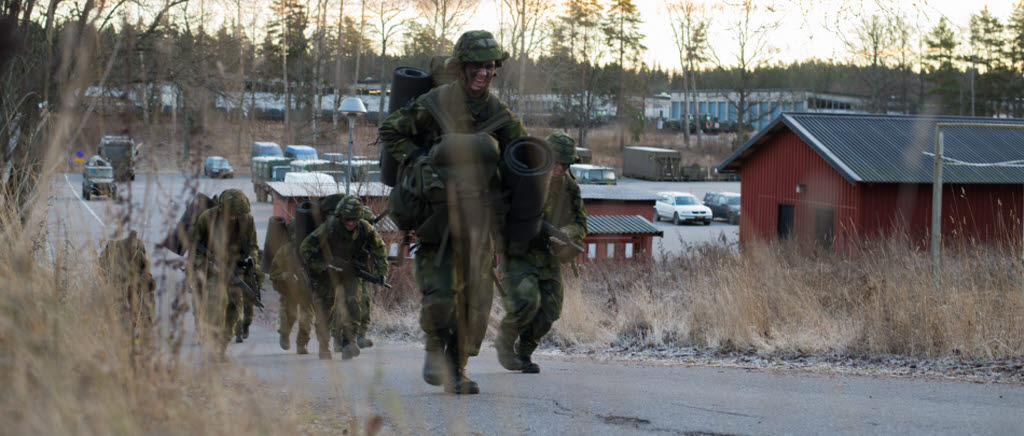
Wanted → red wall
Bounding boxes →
[740,129,1024,248]
[739,129,859,248]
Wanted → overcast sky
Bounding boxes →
[466,0,1019,71]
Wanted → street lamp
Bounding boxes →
[339,97,367,194]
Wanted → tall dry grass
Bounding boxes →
[540,239,1024,360]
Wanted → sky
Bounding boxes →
[467,0,1021,71]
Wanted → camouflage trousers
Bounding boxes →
[274,281,314,347]
[311,275,364,346]
[357,281,371,336]
[193,273,245,356]
[414,241,494,359]
[499,248,564,358]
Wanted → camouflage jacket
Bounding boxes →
[300,217,388,279]
[540,172,587,246]
[190,206,259,274]
[379,82,527,166]
[100,234,155,294]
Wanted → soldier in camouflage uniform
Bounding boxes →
[190,189,261,362]
[356,205,376,348]
[300,196,388,360]
[379,30,526,394]
[269,220,316,356]
[100,229,157,349]
[497,132,587,373]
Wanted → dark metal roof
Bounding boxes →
[580,185,660,201]
[718,113,1024,184]
[587,215,663,236]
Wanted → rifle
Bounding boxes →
[327,259,392,288]
[193,241,265,311]
[542,220,584,254]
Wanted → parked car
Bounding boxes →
[570,164,617,185]
[284,145,318,161]
[703,191,741,224]
[203,156,235,178]
[82,155,116,201]
[654,191,712,225]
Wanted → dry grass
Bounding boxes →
[535,239,1024,360]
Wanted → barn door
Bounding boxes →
[814,208,834,250]
[777,204,795,239]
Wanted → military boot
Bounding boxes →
[279,333,291,350]
[318,347,332,360]
[296,344,309,355]
[519,355,540,374]
[234,331,244,343]
[495,330,521,371]
[443,345,479,395]
[340,337,361,360]
[333,336,344,352]
[422,335,448,386]
[241,324,250,339]
[357,334,374,348]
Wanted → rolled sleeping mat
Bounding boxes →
[161,192,215,255]
[263,216,288,271]
[317,193,346,222]
[293,200,321,245]
[382,66,434,187]
[500,136,555,241]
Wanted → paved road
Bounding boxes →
[228,320,1024,435]
[51,173,1024,435]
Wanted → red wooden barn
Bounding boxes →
[717,113,1024,249]
[578,185,663,261]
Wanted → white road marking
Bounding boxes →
[65,174,105,227]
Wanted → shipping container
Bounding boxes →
[622,146,682,181]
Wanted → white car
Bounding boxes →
[654,192,712,225]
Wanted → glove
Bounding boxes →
[238,256,255,271]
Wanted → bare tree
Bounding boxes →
[415,0,479,55]
[499,0,553,111]
[710,0,779,148]
[665,0,710,148]
[368,0,407,122]
[846,14,896,113]
[333,0,347,130]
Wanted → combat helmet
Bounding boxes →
[361,205,374,221]
[451,30,509,66]
[546,132,579,164]
[335,195,364,219]
[219,189,250,216]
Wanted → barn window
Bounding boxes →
[389,243,399,257]
[587,243,597,259]
[607,243,615,258]
[625,243,634,259]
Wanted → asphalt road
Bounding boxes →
[49,173,1024,435]
[229,322,1024,435]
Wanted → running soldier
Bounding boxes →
[496,132,587,373]
[379,30,526,394]
[301,196,388,360]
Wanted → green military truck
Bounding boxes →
[82,155,117,200]
[98,136,136,181]
[252,156,292,202]
[622,146,683,181]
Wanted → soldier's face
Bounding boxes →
[553,163,569,176]
[343,217,358,231]
[463,61,495,97]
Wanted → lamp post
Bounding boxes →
[339,97,367,194]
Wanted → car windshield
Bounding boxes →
[211,159,229,168]
[674,196,697,205]
[102,145,130,156]
[87,167,113,178]
[727,196,740,205]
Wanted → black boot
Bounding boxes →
[234,331,243,343]
[519,355,540,374]
[443,346,479,395]
[422,335,447,386]
[357,334,374,348]
[340,337,360,360]
[241,323,250,339]
[495,331,521,371]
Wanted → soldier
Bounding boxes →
[100,229,157,349]
[301,196,388,360]
[269,220,317,356]
[496,132,587,373]
[190,189,261,362]
[357,205,377,348]
[379,30,526,394]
